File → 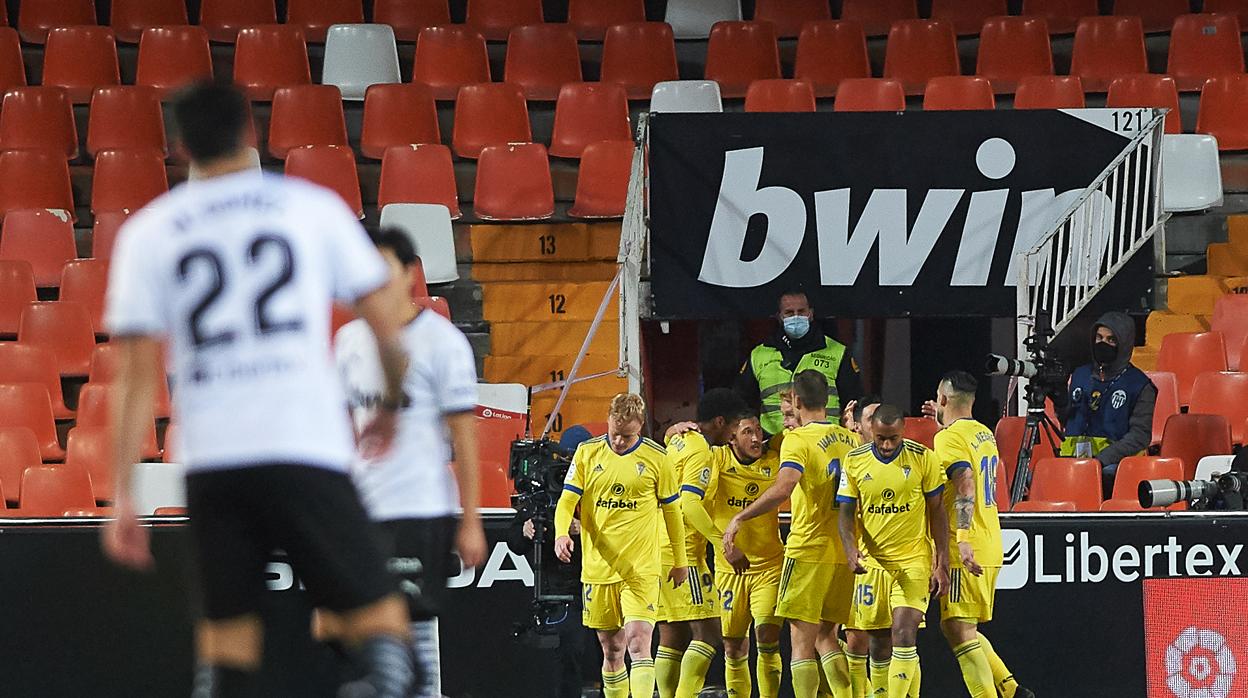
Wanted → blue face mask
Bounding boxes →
[782,315,811,340]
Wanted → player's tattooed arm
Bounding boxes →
[838,501,867,574]
[952,467,975,531]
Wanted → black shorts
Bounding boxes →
[185,464,397,620]
[379,516,456,621]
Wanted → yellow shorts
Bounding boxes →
[849,567,894,631]
[775,558,855,625]
[657,561,717,623]
[941,566,999,623]
[582,576,658,630]
[884,566,932,614]
[716,566,782,639]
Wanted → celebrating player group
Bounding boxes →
[554,370,1034,698]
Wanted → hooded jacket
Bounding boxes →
[1062,311,1157,467]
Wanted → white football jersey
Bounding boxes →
[105,169,388,472]
[335,311,478,521]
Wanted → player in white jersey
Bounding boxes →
[335,227,487,697]
[101,83,416,698]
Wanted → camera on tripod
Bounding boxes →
[1139,471,1248,511]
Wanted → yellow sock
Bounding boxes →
[977,632,1019,698]
[725,655,751,697]
[675,640,716,698]
[869,658,890,696]
[792,658,822,698]
[847,652,869,698]
[819,650,852,698]
[908,658,921,698]
[603,667,629,698]
[887,647,919,698]
[818,659,833,697]
[631,658,656,698]
[655,646,683,698]
[952,639,996,698]
[757,642,783,698]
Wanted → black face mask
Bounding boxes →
[1092,341,1117,366]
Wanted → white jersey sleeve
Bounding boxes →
[435,322,478,415]
[104,213,169,337]
[325,198,388,303]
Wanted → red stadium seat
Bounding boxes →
[1205,0,1248,24]
[109,0,187,43]
[0,210,77,288]
[478,414,522,506]
[359,83,439,159]
[840,0,918,37]
[473,143,554,221]
[91,212,127,260]
[1105,75,1182,134]
[451,83,531,159]
[754,0,830,38]
[377,144,460,218]
[65,427,114,502]
[1188,372,1248,444]
[1011,500,1076,512]
[1070,16,1147,92]
[286,0,364,43]
[834,78,906,112]
[0,28,26,93]
[198,0,277,43]
[0,87,78,159]
[1110,455,1185,506]
[0,343,73,418]
[0,427,39,502]
[17,0,96,44]
[600,22,679,100]
[793,21,870,97]
[136,26,213,97]
[374,0,450,42]
[267,85,348,159]
[1021,0,1098,34]
[902,417,940,448]
[883,19,959,96]
[930,0,1008,36]
[19,465,95,516]
[1014,75,1086,109]
[1144,371,1180,447]
[465,0,544,42]
[59,259,107,333]
[0,384,64,460]
[0,150,74,221]
[996,463,1012,511]
[1160,413,1232,478]
[409,258,430,298]
[976,17,1053,94]
[285,145,363,218]
[1211,294,1248,370]
[86,86,167,157]
[0,261,35,337]
[1029,457,1102,511]
[567,0,645,41]
[745,79,817,112]
[88,343,172,419]
[412,26,490,101]
[503,24,582,101]
[19,302,97,376]
[76,383,160,459]
[414,295,451,320]
[1167,14,1244,92]
[1155,331,1228,405]
[162,423,179,463]
[568,140,633,220]
[91,149,169,215]
[233,25,310,101]
[704,21,782,98]
[549,83,631,158]
[1112,0,1189,33]
[42,26,120,104]
[994,415,1058,491]
[1197,75,1248,150]
[923,76,995,110]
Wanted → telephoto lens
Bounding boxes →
[1138,479,1219,508]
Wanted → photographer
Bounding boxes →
[1060,312,1157,495]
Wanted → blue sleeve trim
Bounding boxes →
[780,461,805,473]
[925,485,945,498]
[681,484,706,498]
[945,461,972,477]
[563,484,583,496]
[835,495,856,504]
[659,493,679,505]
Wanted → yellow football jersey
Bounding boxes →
[837,439,945,570]
[935,418,1004,567]
[696,438,784,573]
[564,435,678,584]
[780,422,859,564]
[664,430,713,566]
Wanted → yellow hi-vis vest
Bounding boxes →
[750,337,846,434]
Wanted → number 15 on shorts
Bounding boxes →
[855,583,875,607]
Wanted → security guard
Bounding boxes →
[736,289,863,436]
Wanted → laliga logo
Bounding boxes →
[1166,626,1236,698]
